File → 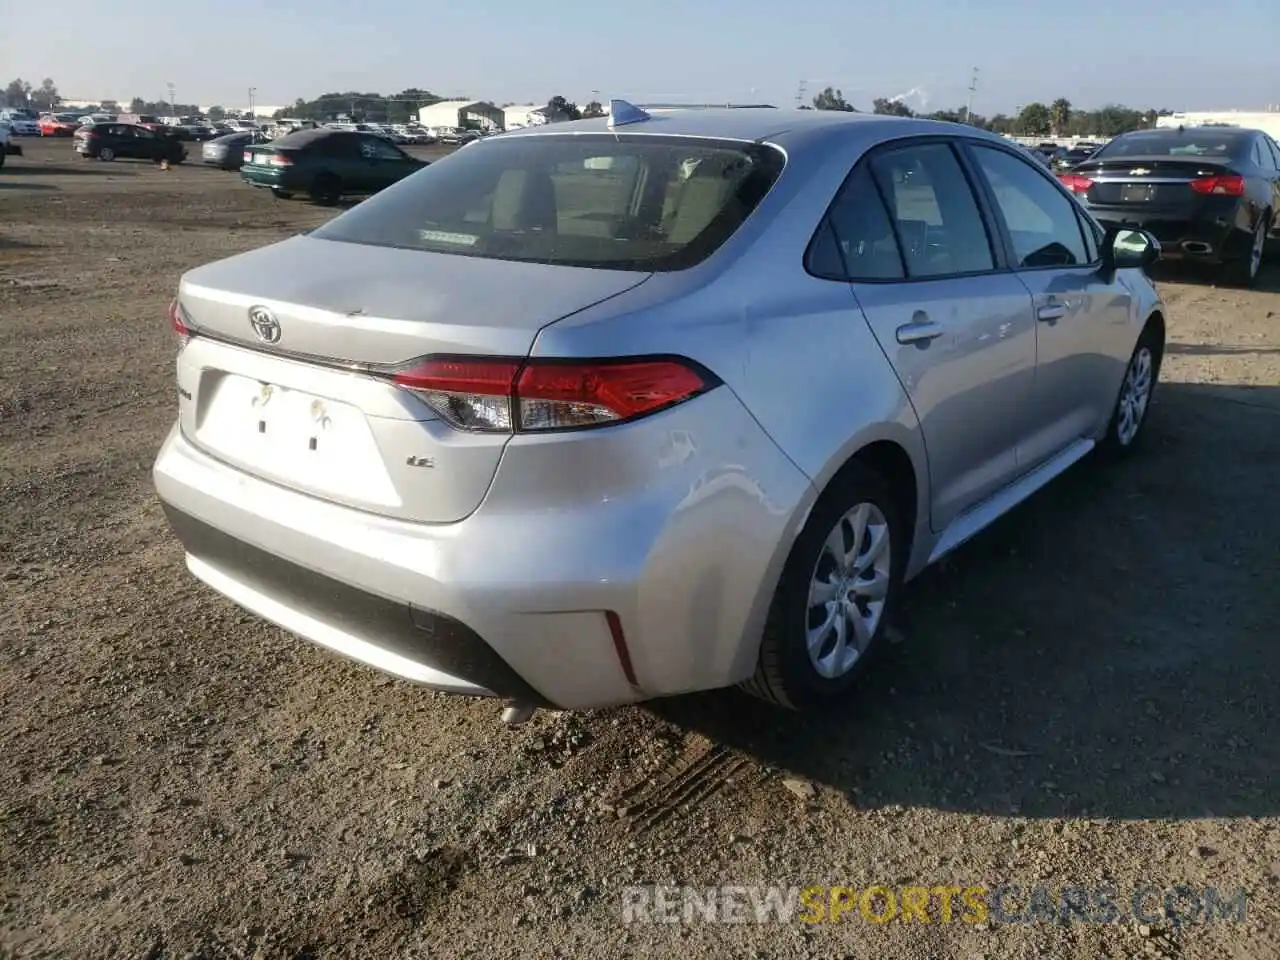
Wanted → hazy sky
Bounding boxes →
[2,0,1276,114]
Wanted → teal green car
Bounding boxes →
[241,128,428,204]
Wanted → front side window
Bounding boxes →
[867,142,994,278]
[312,134,785,271]
[971,145,1089,268]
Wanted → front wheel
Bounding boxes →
[742,463,904,711]
[97,147,115,161]
[1099,324,1162,457]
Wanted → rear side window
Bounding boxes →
[311,134,785,271]
[867,143,995,278]
[810,165,905,281]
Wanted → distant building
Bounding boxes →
[1156,110,1280,140]
[417,100,504,132]
[58,98,129,110]
[502,104,551,129]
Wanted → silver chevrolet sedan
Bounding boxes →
[153,103,1165,718]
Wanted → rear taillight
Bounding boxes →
[1058,174,1094,195]
[1189,175,1245,197]
[386,357,717,433]
[169,298,192,348]
[267,153,292,167]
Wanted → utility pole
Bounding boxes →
[795,79,808,109]
[963,67,979,124]
[248,87,256,119]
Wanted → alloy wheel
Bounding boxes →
[806,502,892,679]
[1116,345,1154,446]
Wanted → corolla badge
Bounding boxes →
[248,305,281,343]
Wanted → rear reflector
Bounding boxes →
[1057,173,1094,195]
[387,356,717,433]
[1189,175,1245,197]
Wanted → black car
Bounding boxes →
[73,123,187,164]
[1060,126,1280,286]
[1051,146,1097,171]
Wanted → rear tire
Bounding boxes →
[742,462,904,711]
[1221,216,1267,288]
[309,173,341,205]
[97,147,115,161]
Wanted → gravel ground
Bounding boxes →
[2,137,1278,960]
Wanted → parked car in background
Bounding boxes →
[74,122,188,164]
[203,130,268,170]
[1051,145,1098,171]
[240,128,427,203]
[155,107,1167,718]
[0,120,19,165]
[0,108,40,136]
[38,113,82,136]
[1059,125,1280,286]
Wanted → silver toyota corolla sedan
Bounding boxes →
[153,103,1165,718]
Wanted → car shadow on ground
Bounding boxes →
[1,161,139,177]
[1150,260,1280,294]
[0,182,58,192]
[645,381,1279,822]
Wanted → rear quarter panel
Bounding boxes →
[531,126,933,667]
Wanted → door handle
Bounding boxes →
[1037,304,1067,323]
[895,320,945,345]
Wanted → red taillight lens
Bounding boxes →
[267,153,292,167]
[1189,175,1245,197]
[388,357,716,433]
[243,151,252,163]
[169,298,192,346]
[1058,174,1094,195]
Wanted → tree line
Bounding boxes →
[809,87,1172,138]
[4,76,1169,138]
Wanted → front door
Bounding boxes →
[965,142,1135,467]
[831,141,1038,531]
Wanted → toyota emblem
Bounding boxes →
[248,305,281,344]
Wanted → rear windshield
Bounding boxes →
[311,134,786,271]
[1093,130,1247,160]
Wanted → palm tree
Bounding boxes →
[1050,98,1072,137]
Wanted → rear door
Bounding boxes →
[830,140,1038,531]
[357,135,418,190]
[966,142,1133,465]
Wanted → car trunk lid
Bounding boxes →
[176,235,651,523]
[1070,155,1241,208]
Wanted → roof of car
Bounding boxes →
[272,128,356,148]
[494,108,992,149]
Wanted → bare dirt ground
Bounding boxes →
[2,137,1278,959]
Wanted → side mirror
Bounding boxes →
[1104,227,1161,270]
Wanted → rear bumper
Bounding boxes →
[1088,206,1253,263]
[161,503,553,705]
[152,387,812,709]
